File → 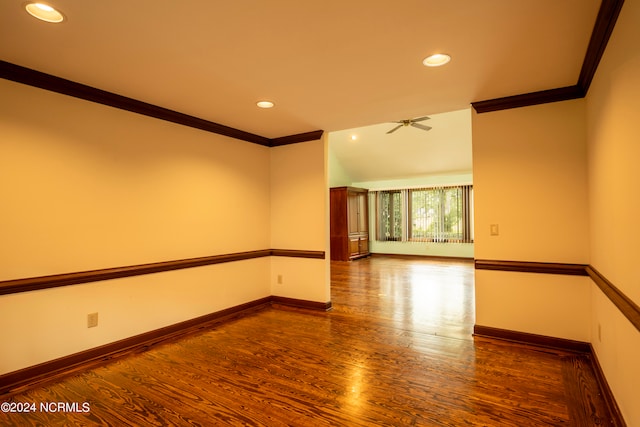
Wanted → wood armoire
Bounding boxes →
[330,186,370,261]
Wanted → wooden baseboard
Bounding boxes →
[473,261,639,335]
[371,253,474,262]
[474,325,625,426]
[271,296,333,311]
[473,325,591,353]
[0,295,330,396]
[589,344,627,427]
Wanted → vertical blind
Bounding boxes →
[374,185,473,243]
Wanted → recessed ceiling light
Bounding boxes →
[423,53,451,67]
[350,135,357,141]
[256,100,274,109]
[25,2,65,23]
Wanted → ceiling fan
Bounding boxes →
[386,116,432,134]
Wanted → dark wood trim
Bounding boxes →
[474,325,625,426]
[473,325,591,353]
[0,249,325,296]
[271,296,333,312]
[471,86,584,114]
[586,265,640,333]
[474,261,639,332]
[578,0,625,94]
[472,0,624,113]
[0,297,273,396]
[0,60,271,146]
[589,344,627,427]
[271,249,326,259]
[3,2,626,129]
[371,253,474,262]
[270,130,325,146]
[0,60,325,147]
[561,354,624,426]
[0,294,332,396]
[474,259,588,276]
[0,250,271,296]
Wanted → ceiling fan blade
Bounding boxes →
[411,116,431,123]
[411,122,432,131]
[386,125,403,134]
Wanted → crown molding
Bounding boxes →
[472,0,625,113]
[2,1,626,131]
[578,0,625,93]
[271,130,325,147]
[0,60,323,146]
[472,86,584,114]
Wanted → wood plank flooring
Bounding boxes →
[1,256,615,426]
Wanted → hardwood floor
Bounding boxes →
[330,256,475,341]
[1,256,615,426]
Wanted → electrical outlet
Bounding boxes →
[87,312,99,328]
[277,275,283,284]
[490,224,499,236]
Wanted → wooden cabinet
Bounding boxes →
[330,186,370,261]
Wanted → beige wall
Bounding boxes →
[475,270,591,341]
[270,140,329,302]
[0,79,327,374]
[585,0,640,423]
[0,259,270,374]
[474,2,640,422]
[472,100,589,263]
[472,99,591,342]
[0,81,273,279]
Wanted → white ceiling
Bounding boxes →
[0,0,601,140]
[330,109,472,182]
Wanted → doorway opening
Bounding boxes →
[327,108,474,339]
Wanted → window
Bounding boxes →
[377,190,403,241]
[375,185,473,243]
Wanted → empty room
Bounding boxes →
[1,0,638,425]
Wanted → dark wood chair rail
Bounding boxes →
[475,259,640,334]
[0,249,325,296]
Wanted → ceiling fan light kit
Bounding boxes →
[386,116,432,134]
